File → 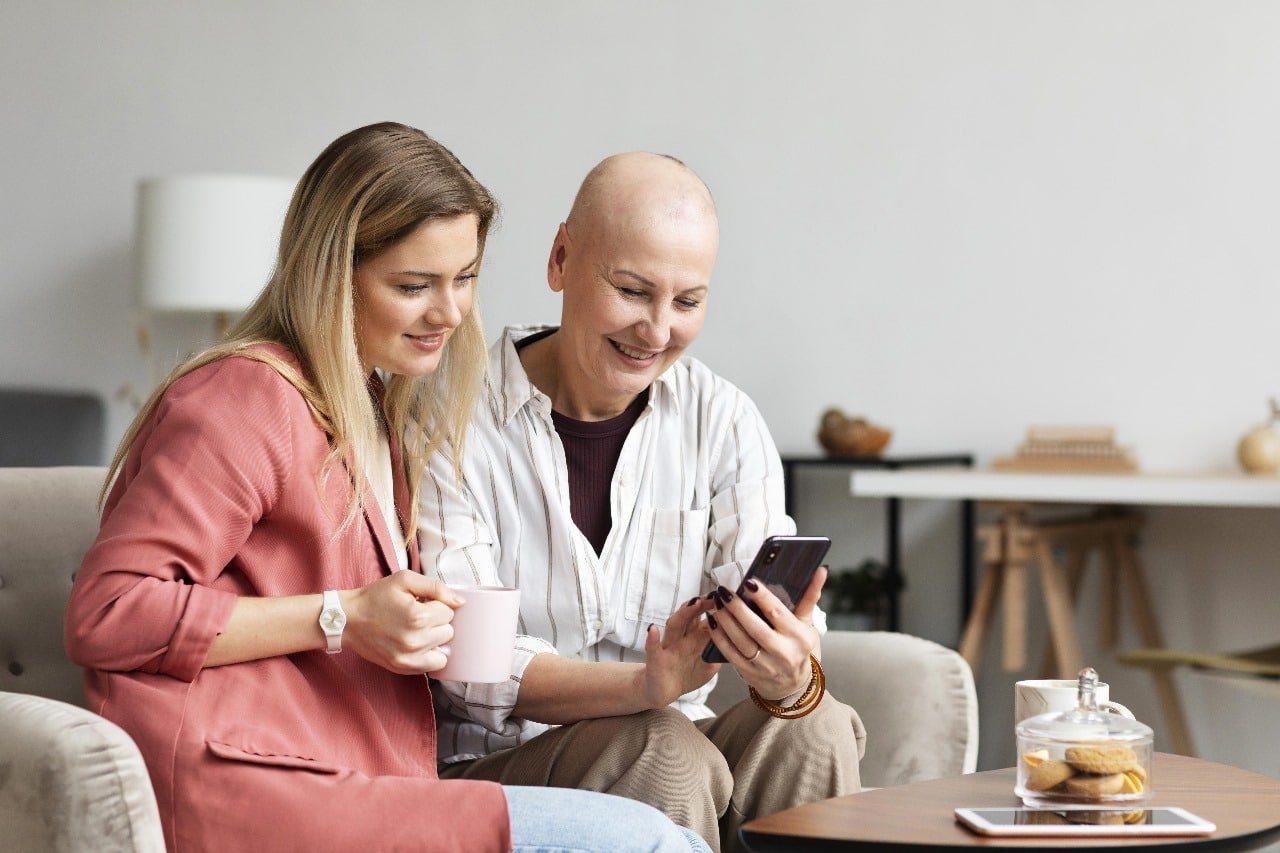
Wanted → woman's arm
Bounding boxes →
[205,570,463,673]
[513,595,720,723]
[67,357,461,679]
[701,390,825,700]
[203,592,331,665]
[65,359,290,678]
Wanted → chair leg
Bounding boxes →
[1035,539,1084,678]
[959,557,1003,676]
[1003,557,1028,672]
[1039,544,1089,678]
[1100,538,1121,650]
[1000,512,1031,672]
[1114,534,1196,756]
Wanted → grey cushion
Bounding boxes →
[0,467,104,706]
[0,390,105,467]
[707,630,979,787]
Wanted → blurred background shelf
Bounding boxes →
[781,453,974,632]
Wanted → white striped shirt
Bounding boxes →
[419,325,817,764]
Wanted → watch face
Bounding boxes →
[320,607,347,633]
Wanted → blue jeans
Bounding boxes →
[504,785,711,853]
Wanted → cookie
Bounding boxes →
[1065,745,1139,775]
[1120,770,1145,794]
[1025,758,1075,791]
[1021,749,1050,767]
[1063,773,1127,797]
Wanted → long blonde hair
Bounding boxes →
[105,122,497,537]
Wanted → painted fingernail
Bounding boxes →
[718,586,734,601]
[686,596,700,607]
[713,590,726,609]
[707,614,718,630]
[704,591,717,600]
[744,579,760,593]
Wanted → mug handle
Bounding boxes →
[1102,700,1135,719]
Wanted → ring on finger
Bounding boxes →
[745,646,762,662]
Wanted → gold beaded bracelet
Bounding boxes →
[749,655,826,719]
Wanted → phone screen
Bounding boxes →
[955,807,1216,837]
[701,535,830,663]
[968,808,1201,827]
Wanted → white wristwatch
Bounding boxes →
[318,589,347,654]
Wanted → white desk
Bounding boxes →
[851,468,1280,508]
[849,466,1280,756]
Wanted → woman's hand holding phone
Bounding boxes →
[706,565,826,701]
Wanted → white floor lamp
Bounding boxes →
[125,174,294,401]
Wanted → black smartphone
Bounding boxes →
[701,535,831,663]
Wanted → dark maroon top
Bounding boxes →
[517,329,649,554]
[551,392,648,554]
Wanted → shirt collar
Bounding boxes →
[492,324,680,426]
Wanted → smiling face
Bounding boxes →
[544,155,718,419]
[353,213,480,377]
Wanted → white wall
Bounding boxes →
[5,0,1280,781]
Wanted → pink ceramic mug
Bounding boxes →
[434,585,520,683]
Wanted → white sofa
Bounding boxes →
[0,466,979,852]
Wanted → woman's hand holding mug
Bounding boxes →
[341,570,463,675]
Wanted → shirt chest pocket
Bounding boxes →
[622,507,710,627]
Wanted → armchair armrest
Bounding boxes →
[706,631,978,787]
[0,691,165,853]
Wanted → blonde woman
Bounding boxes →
[64,122,706,853]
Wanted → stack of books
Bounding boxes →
[993,426,1138,473]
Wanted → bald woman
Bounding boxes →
[419,153,865,853]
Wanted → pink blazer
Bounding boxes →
[64,347,510,852]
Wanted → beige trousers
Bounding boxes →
[439,696,866,853]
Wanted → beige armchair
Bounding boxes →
[0,467,164,852]
[0,466,978,852]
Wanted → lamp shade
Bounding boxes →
[136,174,295,313]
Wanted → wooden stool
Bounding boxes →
[958,504,1195,755]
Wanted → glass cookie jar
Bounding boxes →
[1015,668,1153,807]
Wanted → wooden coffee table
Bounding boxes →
[740,753,1280,851]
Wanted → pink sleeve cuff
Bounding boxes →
[160,584,239,681]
